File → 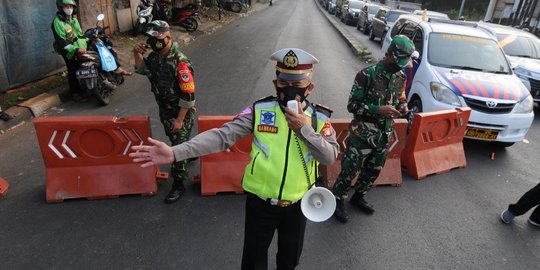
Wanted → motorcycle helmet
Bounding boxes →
[57,0,77,11]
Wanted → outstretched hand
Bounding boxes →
[129,137,175,168]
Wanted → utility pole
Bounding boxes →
[458,0,466,18]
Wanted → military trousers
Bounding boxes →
[159,106,195,183]
[332,134,388,199]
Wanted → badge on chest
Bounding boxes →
[257,110,278,134]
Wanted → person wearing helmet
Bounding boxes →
[132,20,198,204]
[51,0,87,102]
[332,35,415,223]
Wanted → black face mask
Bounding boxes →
[275,85,309,108]
[147,37,167,52]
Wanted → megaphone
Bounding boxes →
[301,186,336,222]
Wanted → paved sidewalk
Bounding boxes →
[0,1,274,134]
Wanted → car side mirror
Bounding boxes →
[411,51,420,60]
[510,61,519,70]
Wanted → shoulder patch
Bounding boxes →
[314,103,333,117]
[236,106,253,117]
[321,120,334,137]
[254,95,277,104]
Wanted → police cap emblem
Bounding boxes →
[283,50,299,69]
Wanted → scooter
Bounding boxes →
[133,0,154,35]
[75,14,124,106]
[169,3,200,32]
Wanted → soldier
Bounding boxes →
[130,48,339,269]
[133,20,196,204]
[500,183,540,227]
[332,35,415,223]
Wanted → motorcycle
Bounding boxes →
[133,0,154,35]
[169,3,200,32]
[75,14,124,106]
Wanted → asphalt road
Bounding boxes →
[1,0,540,269]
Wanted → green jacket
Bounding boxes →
[52,12,87,60]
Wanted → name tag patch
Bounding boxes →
[257,125,278,133]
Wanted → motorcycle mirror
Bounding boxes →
[97,14,105,21]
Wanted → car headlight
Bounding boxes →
[514,94,533,113]
[514,67,531,80]
[430,82,462,106]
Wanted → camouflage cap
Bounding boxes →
[387,35,415,68]
[146,20,170,38]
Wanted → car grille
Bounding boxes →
[529,78,540,99]
[463,97,515,114]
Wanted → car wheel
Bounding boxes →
[369,28,375,40]
[492,141,515,148]
[409,97,423,113]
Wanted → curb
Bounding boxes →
[313,0,370,58]
[0,3,272,135]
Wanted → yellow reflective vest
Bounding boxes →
[242,98,328,202]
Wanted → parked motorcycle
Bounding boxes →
[134,0,154,35]
[169,3,200,32]
[75,14,124,106]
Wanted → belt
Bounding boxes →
[250,193,298,207]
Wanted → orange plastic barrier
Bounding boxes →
[34,116,167,202]
[320,119,408,189]
[401,107,471,180]
[0,177,9,197]
[197,116,252,195]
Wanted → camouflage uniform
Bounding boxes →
[136,42,196,186]
[332,61,407,199]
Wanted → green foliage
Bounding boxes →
[419,0,490,18]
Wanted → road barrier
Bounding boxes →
[401,108,471,180]
[319,119,408,189]
[34,116,168,202]
[0,177,9,197]
[197,116,252,195]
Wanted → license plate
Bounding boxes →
[76,69,98,79]
[465,127,499,140]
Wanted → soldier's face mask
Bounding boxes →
[274,79,312,108]
[147,36,168,52]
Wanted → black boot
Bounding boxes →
[350,192,374,214]
[334,199,349,223]
[164,180,185,204]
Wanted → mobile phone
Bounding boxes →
[287,100,299,113]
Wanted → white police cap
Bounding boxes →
[270,48,319,81]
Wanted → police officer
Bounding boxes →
[332,35,415,223]
[130,48,339,269]
[51,0,87,102]
[133,20,197,204]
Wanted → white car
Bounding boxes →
[381,15,534,147]
[478,22,540,104]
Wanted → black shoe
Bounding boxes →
[334,199,349,223]
[164,181,185,204]
[0,111,13,121]
[350,192,374,214]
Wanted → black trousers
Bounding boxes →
[508,183,540,222]
[61,54,82,95]
[241,193,306,270]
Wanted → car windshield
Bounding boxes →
[387,11,406,23]
[349,2,363,9]
[428,33,510,74]
[368,6,380,14]
[497,34,540,59]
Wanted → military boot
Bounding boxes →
[164,180,185,204]
[334,199,349,223]
[350,192,374,214]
